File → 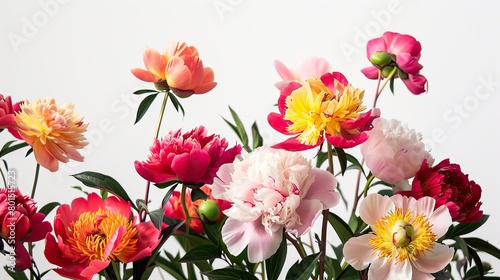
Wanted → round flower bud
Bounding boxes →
[369,51,392,67]
[382,66,396,78]
[197,199,221,224]
[392,220,414,247]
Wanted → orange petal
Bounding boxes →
[131,68,158,82]
[33,140,59,172]
[166,57,192,90]
[143,47,166,80]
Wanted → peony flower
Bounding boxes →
[45,193,161,280]
[343,193,454,280]
[211,146,340,263]
[399,159,483,223]
[274,57,331,90]
[135,126,241,186]
[0,187,52,270]
[131,41,217,97]
[0,94,23,139]
[268,72,379,151]
[360,118,434,184]
[13,97,88,172]
[164,185,231,234]
[361,31,427,94]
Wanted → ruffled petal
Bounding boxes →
[303,169,339,209]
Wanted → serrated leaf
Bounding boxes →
[328,212,353,244]
[38,202,60,216]
[167,92,185,116]
[266,235,287,280]
[251,121,263,149]
[71,171,136,210]
[285,252,320,280]
[464,237,500,260]
[134,93,159,124]
[179,244,221,262]
[203,268,259,280]
[133,89,159,95]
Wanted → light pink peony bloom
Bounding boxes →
[361,31,427,94]
[212,146,340,262]
[274,57,331,90]
[343,194,454,280]
[135,126,241,186]
[360,118,433,184]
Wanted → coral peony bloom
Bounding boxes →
[13,97,88,172]
[361,31,427,94]
[135,126,241,186]
[164,185,231,234]
[212,146,340,263]
[268,72,379,151]
[0,187,52,270]
[0,94,23,139]
[45,193,161,280]
[274,57,331,90]
[343,194,454,280]
[360,118,434,184]
[131,41,217,97]
[399,159,483,223]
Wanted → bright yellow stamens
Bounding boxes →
[284,78,366,146]
[67,209,138,264]
[369,208,437,264]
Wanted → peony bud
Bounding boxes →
[392,220,414,247]
[197,199,220,224]
[369,51,392,67]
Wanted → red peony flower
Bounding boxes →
[135,126,242,186]
[0,94,23,139]
[163,185,231,234]
[0,187,52,270]
[44,193,161,280]
[399,159,483,223]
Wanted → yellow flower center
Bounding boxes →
[284,79,366,145]
[369,208,436,264]
[66,209,138,264]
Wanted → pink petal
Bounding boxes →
[412,243,454,273]
[402,74,427,94]
[134,160,178,183]
[410,267,435,280]
[303,169,339,209]
[368,257,412,280]
[14,243,32,270]
[325,133,368,149]
[385,32,422,57]
[271,137,322,151]
[104,196,131,219]
[267,112,293,135]
[289,199,323,236]
[221,218,254,257]
[396,53,423,74]
[360,194,395,226]
[427,205,452,238]
[366,37,388,59]
[212,163,235,199]
[296,57,331,81]
[171,149,211,183]
[342,234,376,270]
[245,220,283,263]
[0,114,15,128]
[274,60,296,81]
[361,66,380,79]
[414,196,437,221]
[80,260,110,278]
[320,72,348,90]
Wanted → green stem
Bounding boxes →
[285,233,306,259]
[31,163,40,199]
[180,184,195,279]
[0,168,6,188]
[373,67,397,107]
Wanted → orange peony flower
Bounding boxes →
[13,97,88,172]
[131,41,217,97]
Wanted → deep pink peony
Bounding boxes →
[135,126,242,186]
[44,193,161,280]
[0,187,52,270]
[0,94,23,139]
[361,31,427,94]
[274,57,331,90]
[212,146,340,263]
[268,72,379,151]
[399,159,483,223]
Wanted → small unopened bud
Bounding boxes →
[370,51,392,67]
[382,66,396,78]
[392,220,414,247]
[197,199,220,224]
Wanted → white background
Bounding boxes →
[1,0,499,279]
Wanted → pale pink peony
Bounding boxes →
[274,57,331,90]
[343,193,454,280]
[212,146,340,262]
[360,118,433,184]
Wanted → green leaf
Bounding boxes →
[149,208,165,230]
[328,212,353,244]
[315,150,328,168]
[0,141,29,158]
[251,121,263,149]
[134,93,159,124]
[447,215,489,238]
[224,106,249,149]
[167,91,185,116]
[464,237,500,260]
[285,252,320,280]
[389,75,395,94]
[38,201,60,216]
[467,245,484,279]
[324,256,342,280]
[71,171,136,210]
[154,254,187,280]
[133,89,159,95]
[454,236,469,259]
[266,235,287,280]
[161,184,179,208]
[71,185,88,195]
[202,218,223,246]
[155,180,180,189]
[3,266,29,280]
[203,268,259,280]
[25,147,33,157]
[179,243,221,262]
[334,147,348,176]
[191,188,208,202]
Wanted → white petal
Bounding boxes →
[368,257,412,280]
[360,193,395,226]
[412,243,454,273]
[343,234,376,270]
[221,218,252,256]
[428,205,452,238]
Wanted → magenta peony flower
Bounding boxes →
[211,146,340,263]
[361,31,427,94]
[399,159,483,223]
[45,193,161,280]
[0,187,52,270]
[274,57,331,90]
[135,126,242,186]
[360,118,434,184]
[343,194,454,280]
[0,94,23,139]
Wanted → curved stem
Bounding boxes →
[30,163,40,199]
[350,158,365,217]
[372,71,383,108]
[285,233,306,259]
[373,67,397,108]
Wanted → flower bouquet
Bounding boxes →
[0,32,498,280]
